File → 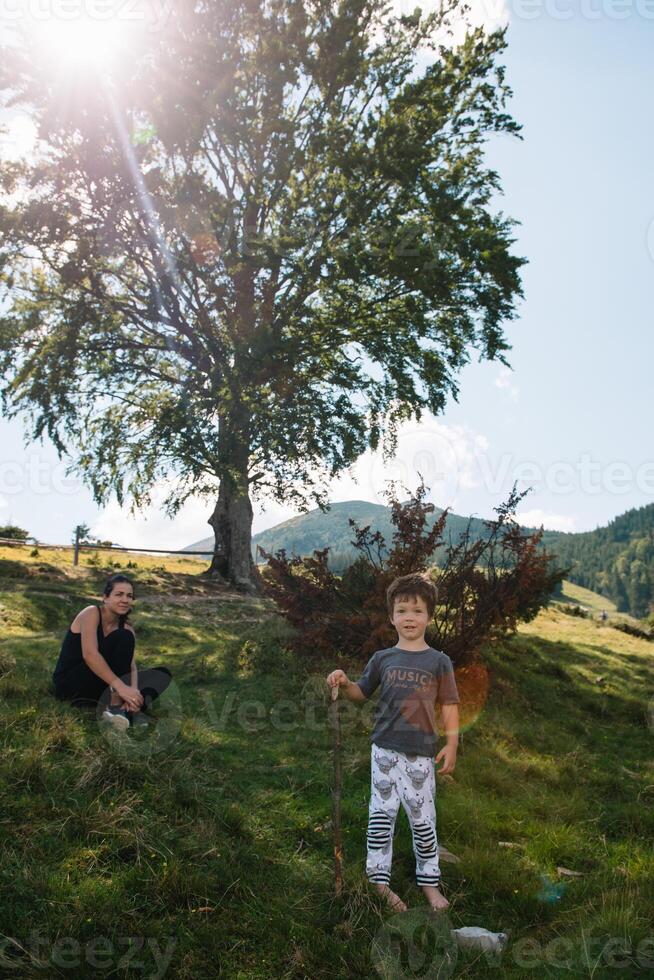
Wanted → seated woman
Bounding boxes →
[52,573,172,731]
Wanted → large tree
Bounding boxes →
[0,0,525,591]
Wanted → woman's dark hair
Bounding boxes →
[102,574,135,627]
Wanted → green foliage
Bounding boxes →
[232,617,296,677]
[73,524,91,544]
[561,604,589,619]
[611,621,653,642]
[0,1,525,587]
[539,504,654,619]
[253,501,654,621]
[0,525,30,541]
[0,591,88,633]
[260,480,566,667]
[0,649,16,677]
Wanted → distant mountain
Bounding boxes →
[185,499,522,569]
[184,499,654,620]
[253,499,504,565]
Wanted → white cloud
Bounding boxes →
[0,495,8,510]
[251,497,299,536]
[515,509,576,532]
[461,0,511,35]
[495,367,520,403]
[389,0,510,49]
[91,485,214,552]
[0,108,38,163]
[326,415,490,509]
[91,482,312,551]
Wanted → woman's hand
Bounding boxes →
[115,682,143,712]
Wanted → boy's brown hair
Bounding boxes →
[386,573,438,619]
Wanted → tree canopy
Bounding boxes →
[0,0,526,588]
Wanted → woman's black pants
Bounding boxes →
[54,657,172,712]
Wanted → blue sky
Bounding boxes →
[1,1,652,549]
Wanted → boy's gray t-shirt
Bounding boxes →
[355,646,460,758]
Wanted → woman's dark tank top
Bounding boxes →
[53,605,134,687]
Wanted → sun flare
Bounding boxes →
[33,16,130,71]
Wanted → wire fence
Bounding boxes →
[0,534,217,564]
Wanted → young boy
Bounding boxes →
[326,572,460,914]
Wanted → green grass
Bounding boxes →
[1,546,653,977]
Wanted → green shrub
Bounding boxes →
[612,621,653,641]
[561,604,589,618]
[0,650,17,677]
[235,617,296,676]
[0,524,30,541]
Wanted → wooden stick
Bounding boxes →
[329,684,343,897]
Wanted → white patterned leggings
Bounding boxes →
[366,743,440,888]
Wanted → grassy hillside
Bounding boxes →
[1,545,653,978]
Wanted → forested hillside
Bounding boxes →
[538,504,654,619]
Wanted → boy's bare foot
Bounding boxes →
[421,884,449,912]
[374,883,408,913]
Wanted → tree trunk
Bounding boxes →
[205,244,261,592]
[205,477,262,593]
[203,410,262,593]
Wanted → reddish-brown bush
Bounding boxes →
[259,480,568,669]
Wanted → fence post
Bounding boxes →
[73,525,81,566]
